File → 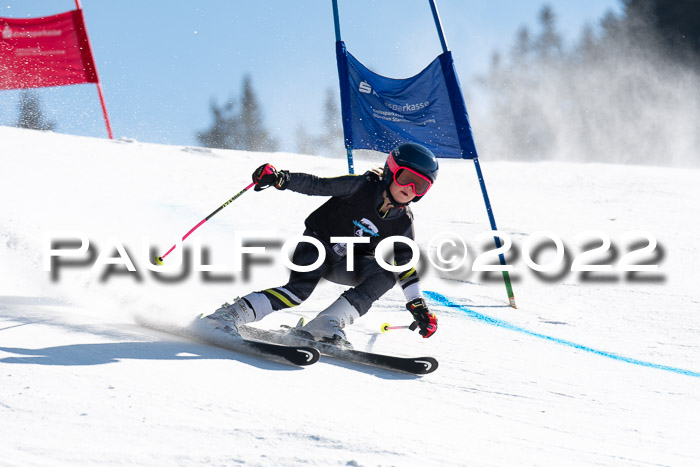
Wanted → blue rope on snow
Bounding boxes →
[424,290,700,378]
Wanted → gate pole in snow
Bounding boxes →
[428,0,516,308]
[473,158,517,307]
[74,0,113,139]
[332,0,355,174]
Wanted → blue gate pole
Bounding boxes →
[428,0,516,308]
[473,158,517,307]
[332,0,341,41]
[428,0,449,53]
[332,0,355,174]
[345,147,355,174]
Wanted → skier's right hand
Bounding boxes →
[406,298,437,338]
[252,163,289,191]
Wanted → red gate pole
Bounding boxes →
[74,0,113,139]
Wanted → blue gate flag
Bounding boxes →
[336,41,478,159]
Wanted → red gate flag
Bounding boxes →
[0,10,97,90]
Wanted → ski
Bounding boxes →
[221,338,320,367]
[240,326,438,375]
[137,317,320,367]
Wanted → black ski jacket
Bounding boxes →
[285,170,415,268]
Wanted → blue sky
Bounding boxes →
[1,0,621,152]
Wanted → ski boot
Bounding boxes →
[201,298,256,335]
[293,296,359,347]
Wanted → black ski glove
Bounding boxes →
[252,163,290,191]
[406,298,437,338]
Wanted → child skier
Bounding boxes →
[203,142,438,343]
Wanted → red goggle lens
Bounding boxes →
[394,167,432,196]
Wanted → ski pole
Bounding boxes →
[380,322,418,333]
[155,182,255,265]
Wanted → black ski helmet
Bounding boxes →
[382,142,439,202]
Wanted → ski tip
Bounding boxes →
[414,357,439,374]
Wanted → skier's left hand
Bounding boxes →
[406,298,437,338]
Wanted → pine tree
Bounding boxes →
[511,26,533,64]
[318,88,343,154]
[623,0,700,63]
[15,90,56,131]
[196,75,278,151]
[535,5,563,60]
[295,123,315,155]
[293,88,343,156]
[195,98,238,149]
[238,75,278,152]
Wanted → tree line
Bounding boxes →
[11,0,699,164]
[11,74,343,156]
[476,0,700,166]
[195,75,343,155]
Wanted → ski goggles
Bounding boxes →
[387,153,433,196]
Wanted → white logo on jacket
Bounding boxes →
[353,218,379,238]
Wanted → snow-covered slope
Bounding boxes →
[1,125,699,466]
